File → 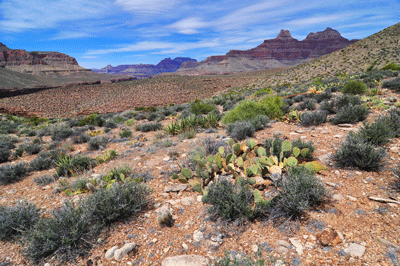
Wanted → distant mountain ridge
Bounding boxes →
[178,27,358,75]
[93,57,197,78]
[0,43,132,91]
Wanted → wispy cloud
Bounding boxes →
[52,31,91,40]
[114,0,179,15]
[0,0,112,32]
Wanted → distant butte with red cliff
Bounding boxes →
[178,27,358,75]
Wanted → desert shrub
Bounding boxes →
[30,149,66,172]
[300,110,327,126]
[13,146,24,158]
[226,121,255,141]
[330,104,369,124]
[0,163,29,184]
[249,115,270,130]
[213,251,270,266]
[88,136,108,150]
[393,168,400,192]
[21,200,95,263]
[202,137,227,156]
[0,121,20,134]
[72,132,91,144]
[342,80,367,95]
[119,129,132,138]
[85,182,151,225]
[190,101,217,115]
[51,126,73,141]
[24,143,43,155]
[315,90,333,103]
[77,113,104,127]
[275,166,325,218]
[357,116,394,146]
[387,108,400,137]
[56,155,97,177]
[334,94,362,109]
[103,120,117,129]
[22,182,150,263]
[103,165,132,182]
[0,135,17,162]
[202,179,266,221]
[298,98,317,111]
[222,100,268,125]
[33,175,55,186]
[259,96,286,118]
[382,77,400,91]
[124,118,136,126]
[382,62,400,71]
[135,122,162,132]
[0,201,40,241]
[333,132,385,171]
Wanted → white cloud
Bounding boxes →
[0,0,112,32]
[52,31,91,40]
[114,0,179,15]
[167,17,208,34]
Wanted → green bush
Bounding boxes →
[226,121,255,141]
[0,201,40,241]
[259,96,286,119]
[382,62,400,71]
[0,163,29,184]
[135,122,162,132]
[331,104,369,124]
[30,149,66,172]
[222,100,268,125]
[77,113,105,127]
[0,135,16,163]
[342,80,367,95]
[72,132,91,144]
[22,182,150,263]
[190,101,217,115]
[334,94,362,109]
[119,129,132,138]
[300,110,327,126]
[333,132,385,171]
[202,179,267,221]
[298,98,317,111]
[276,166,325,218]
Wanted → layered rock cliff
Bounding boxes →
[178,27,358,75]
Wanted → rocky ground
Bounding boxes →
[0,99,399,265]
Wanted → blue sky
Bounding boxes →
[0,0,399,69]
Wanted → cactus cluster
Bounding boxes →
[172,138,326,194]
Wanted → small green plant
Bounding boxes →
[77,113,105,127]
[56,155,97,177]
[119,129,132,138]
[96,150,118,164]
[382,62,400,70]
[342,80,368,95]
[382,77,400,92]
[222,100,268,125]
[124,118,136,126]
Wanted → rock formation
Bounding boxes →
[178,27,358,75]
[93,57,197,78]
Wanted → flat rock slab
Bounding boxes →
[164,184,188,193]
[162,255,208,266]
[344,243,366,258]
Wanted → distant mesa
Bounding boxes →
[93,57,197,79]
[0,43,132,91]
[177,27,358,75]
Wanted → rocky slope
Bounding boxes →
[178,28,357,75]
[93,57,197,78]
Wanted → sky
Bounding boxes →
[0,0,399,69]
